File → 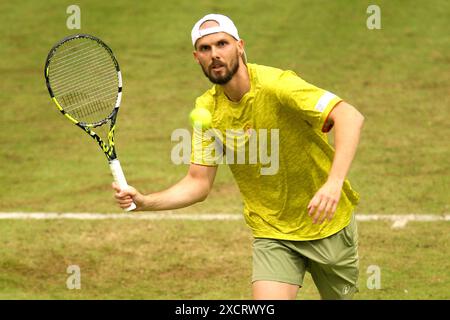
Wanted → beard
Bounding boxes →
[201,52,240,85]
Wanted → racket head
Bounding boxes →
[44,34,122,127]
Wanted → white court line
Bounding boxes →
[356,214,450,228]
[0,212,449,228]
[0,212,243,221]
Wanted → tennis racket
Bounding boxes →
[44,34,136,211]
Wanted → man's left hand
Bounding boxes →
[307,178,344,224]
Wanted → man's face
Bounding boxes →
[193,22,244,85]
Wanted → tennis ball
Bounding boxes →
[189,108,212,129]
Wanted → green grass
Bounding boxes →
[0,0,449,299]
[0,219,448,299]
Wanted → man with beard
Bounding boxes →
[113,14,365,300]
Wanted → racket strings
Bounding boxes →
[52,76,117,100]
[50,50,117,81]
[48,38,119,125]
[50,46,102,70]
[49,40,92,59]
[59,93,110,121]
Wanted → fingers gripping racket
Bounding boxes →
[44,34,136,211]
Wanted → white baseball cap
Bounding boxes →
[191,14,247,63]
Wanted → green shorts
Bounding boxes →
[252,213,359,300]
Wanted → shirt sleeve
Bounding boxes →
[275,70,343,132]
[190,126,221,166]
[190,93,222,166]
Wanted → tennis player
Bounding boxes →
[113,14,364,300]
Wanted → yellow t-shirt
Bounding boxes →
[191,63,360,241]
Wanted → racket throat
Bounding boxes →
[77,123,117,161]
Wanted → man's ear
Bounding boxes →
[193,50,200,64]
[237,39,245,56]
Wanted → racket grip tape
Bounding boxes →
[109,159,137,211]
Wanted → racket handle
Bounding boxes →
[109,159,137,211]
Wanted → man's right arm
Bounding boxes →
[113,163,218,211]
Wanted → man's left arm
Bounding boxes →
[308,101,365,224]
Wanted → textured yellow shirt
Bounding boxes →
[191,63,360,240]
